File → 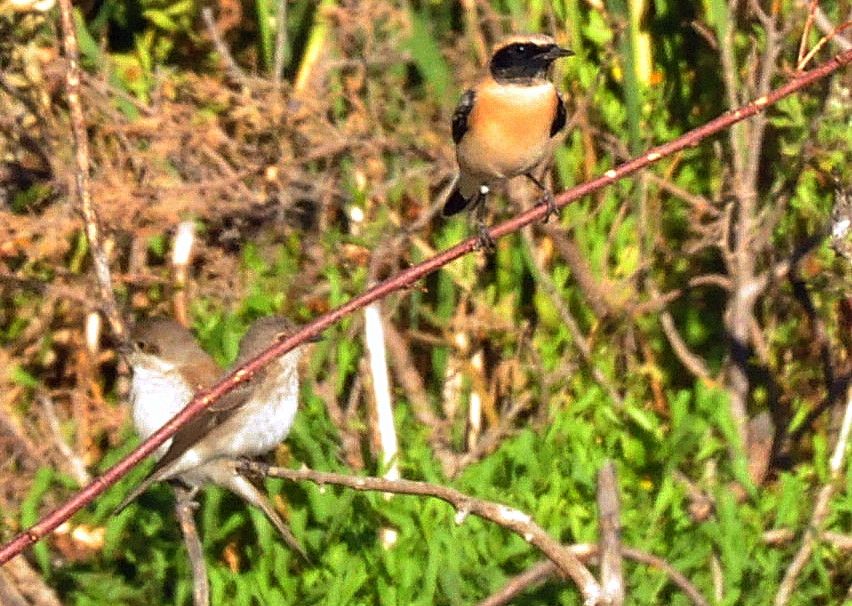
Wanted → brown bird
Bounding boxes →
[443,34,574,248]
[117,317,308,558]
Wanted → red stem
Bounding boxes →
[1,48,849,566]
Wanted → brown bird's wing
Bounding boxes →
[114,360,254,514]
[550,91,567,137]
[451,89,475,144]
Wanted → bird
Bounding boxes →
[116,317,309,558]
[443,34,574,248]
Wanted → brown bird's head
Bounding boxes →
[126,318,210,372]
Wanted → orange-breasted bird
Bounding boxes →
[443,34,574,248]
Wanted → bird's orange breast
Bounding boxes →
[457,79,559,181]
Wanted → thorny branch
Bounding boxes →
[0,48,849,566]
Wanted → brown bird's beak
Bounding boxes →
[116,339,136,358]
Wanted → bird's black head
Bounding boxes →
[489,36,574,84]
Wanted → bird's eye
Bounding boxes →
[516,45,526,54]
[136,340,158,354]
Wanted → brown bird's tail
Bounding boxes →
[217,463,310,561]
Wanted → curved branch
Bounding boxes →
[243,462,603,602]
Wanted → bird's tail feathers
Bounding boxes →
[442,186,471,216]
[223,468,310,561]
[113,470,162,516]
[442,173,482,217]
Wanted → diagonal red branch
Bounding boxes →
[1,48,849,566]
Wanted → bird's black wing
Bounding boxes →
[550,91,567,137]
[452,89,475,144]
[442,184,471,216]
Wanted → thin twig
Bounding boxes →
[174,485,209,606]
[201,8,249,83]
[476,559,586,606]
[597,462,624,605]
[521,230,624,405]
[796,0,818,68]
[1,50,849,565]
[39,394,91,486]
[539,225,615,318]
[241,462,604,603]
[449,393,532,476]
[658,305,711,380]
[774,383,852,606]
[272,0,289,84]
[812,5,852,50]
[763,528,852,551]
[798,20,852,69]
[476,544,710,606]
[56,0,126,341]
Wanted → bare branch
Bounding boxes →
[241,462,604,602]
[723,0,782,450]
[812,6,852,51]
[522,230,624,406]
[476,559,586,606]
[56,0,126,342]
[477,545,710,606]
[1,49,849,565]
[174,486,209,606]
[659,307,711,380]
[597,462,624,605]
[201,8,249,84]
[39,394,91,486]
[774,383,852,605]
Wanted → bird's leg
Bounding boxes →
[525,173,557,222]
[471,185,495,251]
[173,482,201,510]
[173,484,209,606]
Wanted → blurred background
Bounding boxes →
[0,0,850,604]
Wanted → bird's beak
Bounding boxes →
[116,340,136,358]
[543,45,575,60]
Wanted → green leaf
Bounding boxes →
[406,10,451,101]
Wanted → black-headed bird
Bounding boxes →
[443,34,574,248]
